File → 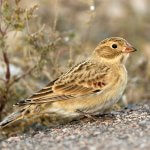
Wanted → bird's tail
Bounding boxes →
[0,105,42,133]
[0,104,65,136]
[0,111,23,128]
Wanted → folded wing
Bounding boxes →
[17,61,111,106]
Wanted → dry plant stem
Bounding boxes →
[0,0,3,36]
[0,25,4,36]
[0,0,2,13]
[68,46,74,67]
[0,0,47,120]
[9,65,37,87]
[0,1,11,114]
[0,51,10,120]
[53,0,58,31]
[3,51,11,84]
[82,0,95,43]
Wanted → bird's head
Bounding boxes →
[93,37,137,64]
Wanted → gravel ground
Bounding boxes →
[0,103,150,150]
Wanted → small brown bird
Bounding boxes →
[0,37,137,130]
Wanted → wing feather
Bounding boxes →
[16,61,111,106]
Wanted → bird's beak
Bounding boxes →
[124,43,137,53]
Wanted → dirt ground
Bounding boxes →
[0,102,150,150]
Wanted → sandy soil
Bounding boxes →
[0,103,150,150]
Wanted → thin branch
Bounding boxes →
[0,0,2,13]
[31,24,45,36]
[0,0,3,35]
[0,24,4,36]
[25,10,31,34]
[9,64,37,87]
[53,0,59,31]
[0,24,10,39]
[4,23,10,33]
[3,51,10,83]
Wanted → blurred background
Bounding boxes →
[0,0,150,120]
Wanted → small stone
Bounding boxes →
[139,120,147,127]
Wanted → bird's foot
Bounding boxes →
[76,110,97,121]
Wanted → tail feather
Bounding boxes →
[0,103,72,134]
[0,104,47,129]
[0,111,24,128]
[0,106,42,136]
[0,105,33,129]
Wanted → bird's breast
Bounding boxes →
[102,65,127,109]
[84,65,128,114]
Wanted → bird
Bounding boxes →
[0,37,137,130]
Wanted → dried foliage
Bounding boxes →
[0,0,150,120]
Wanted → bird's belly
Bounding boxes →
[50,89,124,117]
[84,93,121,114]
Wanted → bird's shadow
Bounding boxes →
[0,105,137,139]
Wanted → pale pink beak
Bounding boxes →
[124,43,137,53]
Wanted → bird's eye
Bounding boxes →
[112,44,117,49]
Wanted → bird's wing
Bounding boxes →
[17,61,111,106]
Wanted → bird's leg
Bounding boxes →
[76,110,97,121]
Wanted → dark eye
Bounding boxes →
[112,44,117,49]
